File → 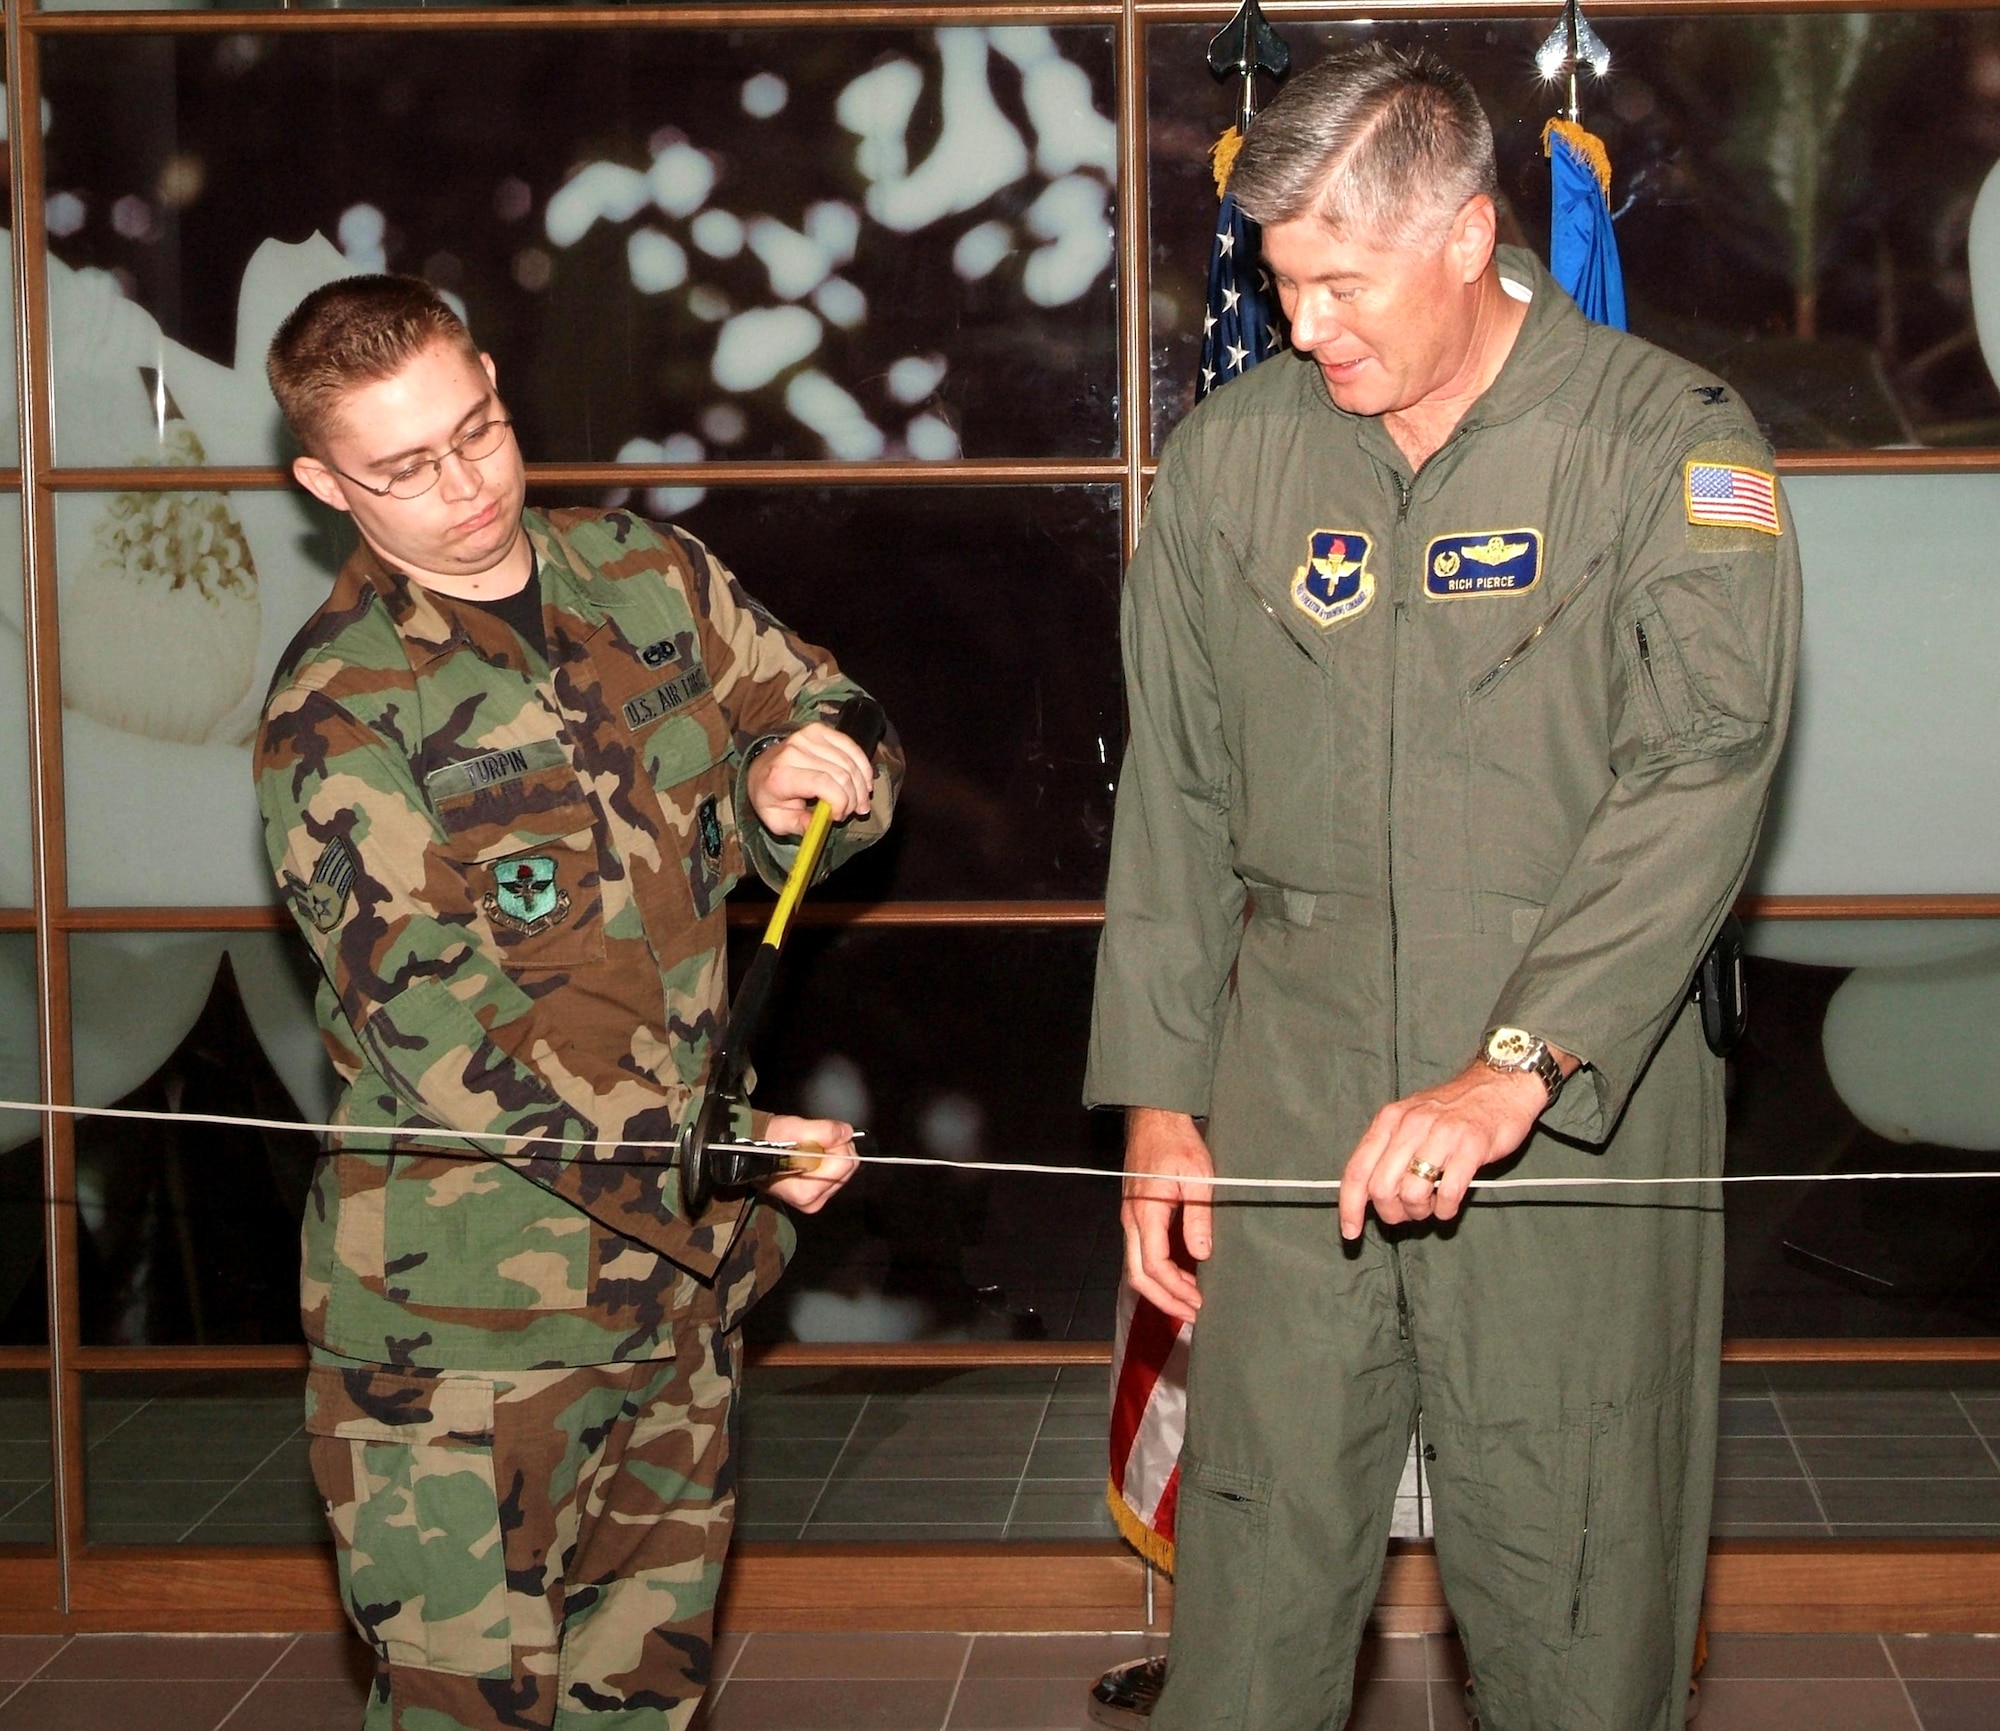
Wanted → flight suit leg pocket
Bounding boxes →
[1543,1412,1601,1647]
[305,1363,512,1680]
[1166,1453,1273,1729]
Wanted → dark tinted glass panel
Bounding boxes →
[44,27,1118,465]
[1150,16,2000,452]
[546,485,1124,900]
[83,1370,314,1546]
[1717,1362,2000,1539]
[0,496,26,906]
[732,924,1121,1347]
[68,932,329,1348]
[1728,921,2000,1339]
[740,1364,1117,1543]
[0,935,48,1353]
[0,1372,52,1547]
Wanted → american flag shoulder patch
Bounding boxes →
[1684,459,1781,536]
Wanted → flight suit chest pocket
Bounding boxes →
[618,666,744,924]
[428,743,607,969]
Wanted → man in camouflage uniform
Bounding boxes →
[255,276,900,1729]
[1090,49,1799,1731]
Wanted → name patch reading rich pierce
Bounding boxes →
[622,665,713,731]
[425,738,569,803]
[1290,530,1377,629]
[1424,530,1543,599]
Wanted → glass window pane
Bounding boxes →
[83,1370,313,1546]
[44,28,1119,465]
[733,925,1120,1348]
[68,931,330,1348]
[1149,16,2000,452]
[55,489,351,907]
[0,933,48,1358]
[0,1372,52,1548]
[549,485,1124,901]
[740,1364,1114,1544]
[1730,919,2000,1339]
[1750,474,2000,894]
[1,496,29,907]
[1717,1362,2000,1539]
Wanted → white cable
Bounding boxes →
[2,1098,1997,1192]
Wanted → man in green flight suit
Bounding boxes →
[1087,46,1799,1731]
[255,275,901,1729]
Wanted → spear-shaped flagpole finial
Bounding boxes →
[1207,0,1290,134]
[1534,0,1612,126]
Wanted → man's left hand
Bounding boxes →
[746,724,875,838]
[1338,1050,1576,1241]
[761,1114,860,1214]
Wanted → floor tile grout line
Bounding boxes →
[1769,1388,1836,1536]
[935,1630,977,1731]
[0,1628,73,1712]
[210,1632,301,1731]
[1876,1632,1931,1731]
[175,1423,306,1545]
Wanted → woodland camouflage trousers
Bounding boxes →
[306,1325,737,1730]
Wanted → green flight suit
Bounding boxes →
[1086,250,1800,1731]
[256,506,900,1728]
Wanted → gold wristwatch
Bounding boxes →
[1480,1026,1565,1107]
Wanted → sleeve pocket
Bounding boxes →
[1620,569,1770,757]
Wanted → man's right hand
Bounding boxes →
[1121,1107,1214,1326]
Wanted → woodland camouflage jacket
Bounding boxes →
[256,507,900,1370]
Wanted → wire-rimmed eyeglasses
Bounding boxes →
[332,418,514,500]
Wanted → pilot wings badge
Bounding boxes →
[1290,530,1377,630]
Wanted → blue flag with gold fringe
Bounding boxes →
[1544,117,1626,330]
[1198,128,1284,400]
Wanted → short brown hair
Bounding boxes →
[266,274,481,456]
[1228,44,1496,250]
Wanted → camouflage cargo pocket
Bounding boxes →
[305,1362,513,1680]
[379,1154,594,1314]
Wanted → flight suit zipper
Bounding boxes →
[1389,1240,1411,1342]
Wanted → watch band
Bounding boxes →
[1481,1027,1565,1107]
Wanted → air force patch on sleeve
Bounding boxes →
[300,835,357,933]
[1290,530,1377,629]
[1424,530,1542,599]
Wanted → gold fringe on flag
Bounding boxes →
[1542,117,1612,200]
[1210,126,1246,199]
[1107,1474,1178,1574]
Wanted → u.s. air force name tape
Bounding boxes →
[0,1099,1996,1194]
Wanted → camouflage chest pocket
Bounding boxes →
[624,670,744,923]
[426,738,607,969]
[304,1362,511,1680]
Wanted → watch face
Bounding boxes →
[1486,1027,1537,1066]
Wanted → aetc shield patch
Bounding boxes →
[1424,530,1542,599]
[485,855,571,935]
[1290,530,1377,629]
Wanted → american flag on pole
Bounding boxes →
[1685,462,1782,535]
[1105,127,1282,1574]
[1196,129,1284,404]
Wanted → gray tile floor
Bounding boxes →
[0,1631,1995,1731]
[0,1362,1993,1547]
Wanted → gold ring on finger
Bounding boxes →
[1407,1156,1445,1188]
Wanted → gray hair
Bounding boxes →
[1227,44,1497,252]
